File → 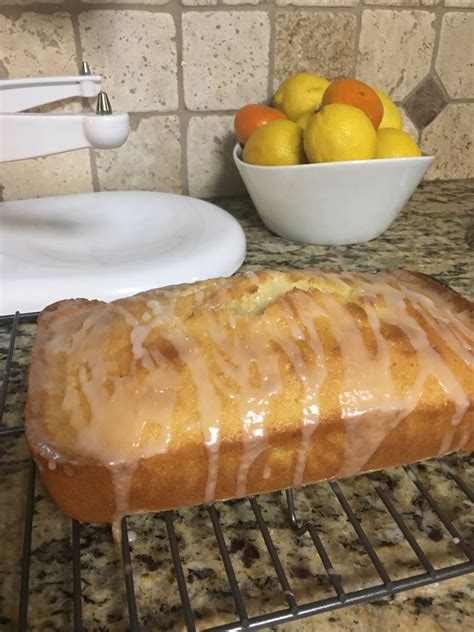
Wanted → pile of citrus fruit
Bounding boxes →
[235,73,422,167]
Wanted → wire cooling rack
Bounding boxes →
[1,312,473,631]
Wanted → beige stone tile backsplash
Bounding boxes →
[182,11,270,109]
[0,151,93,201]
[357,10,436,100]
[79,10,179,111]
[187,115,246,196]
[95,115,182,192]
[436,12,474,98]
[0,1,472,201]
[0,12,76,79]
[421,104,474,179]
[274,11,357,85]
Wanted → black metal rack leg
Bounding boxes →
[445,469,474,503]
[368,475,436,577]
[164,512,196,632]
[0,312,19,420]
[208,505,249,626]
[71,520,83,631]
[18,460,36,632]
[329,480,393,589]
[404,465,474,562]
[121,517,140,631]
[249,497,298,614]
[285,490,345,602]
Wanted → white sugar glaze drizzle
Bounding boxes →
[397,287,474,368]
[36,304,146,525]
[50,301,180,522]
[133,298,223,503]
[267,293,327,488]
[71,303,179,461]
[110,462,138,545]
[302,270,472,471]
[34,269,472,524]
[290,292,329,484]
[336,272,471,465]
[316,290,403,477]
[203,309,282,498]
[160,328,222,503]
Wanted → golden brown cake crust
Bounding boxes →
[25,269,474,523]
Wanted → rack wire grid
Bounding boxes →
[1,311,473,631]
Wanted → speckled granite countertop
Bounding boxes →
[0,181,473,631]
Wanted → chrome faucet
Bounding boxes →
[0,63,129,162]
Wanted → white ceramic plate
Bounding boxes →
[0,191,246,315]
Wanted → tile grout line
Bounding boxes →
[3,2,473,15]
[427,4,454,112]
[266,0,277,102]
[429,3,446,77]
[173,5,188,195]
[68,1,100,192]
[352,2,364,79]
[400,4,447,140]
[120,96,474,119]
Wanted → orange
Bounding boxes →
[234,104,286,145]
[321,79,384,129]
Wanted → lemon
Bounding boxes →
[304,103,377,163]
[295,111,312,131]
[242,120,305,166]
[376,128,421,158]
[375,89,402,130]
[273,72,329,122]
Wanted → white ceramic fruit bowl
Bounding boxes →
[233,144,434,246]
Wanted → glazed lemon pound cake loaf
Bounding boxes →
[25,269,474,523]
